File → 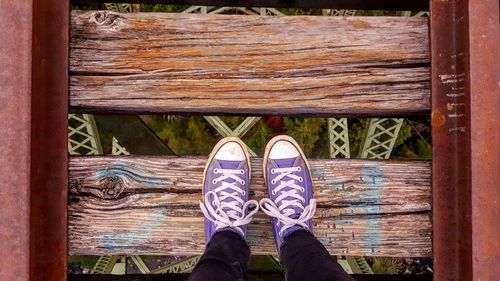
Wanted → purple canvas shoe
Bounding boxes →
[200,137,259,243]
[260,135,317,255]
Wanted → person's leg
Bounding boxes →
[188,230,250,281]
[280,230,355,281]
[260,135,354,281]
[189,137,259,281]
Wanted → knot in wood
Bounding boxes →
[91,11,122,30]
[98,176,124,199]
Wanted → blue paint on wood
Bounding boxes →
[311,167,325,181]
[361,164,384,254]
[96,163,166,186]
[100,213,167,253]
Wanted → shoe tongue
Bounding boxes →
[273,157,297,168]
[217,160,242,170]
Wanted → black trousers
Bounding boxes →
[188,230,355,281]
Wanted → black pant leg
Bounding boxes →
[188,230,250,281]
[280,230,355,281]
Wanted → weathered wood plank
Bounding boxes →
[69,156,432,257]
[70,12,430,116]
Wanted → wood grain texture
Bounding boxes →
[69,156,432,257]
[70,11,430,116]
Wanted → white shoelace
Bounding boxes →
[200,168,259,236]
[260,166,317,236]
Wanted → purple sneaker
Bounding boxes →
[259,135,317,254]
[200,137,259,243]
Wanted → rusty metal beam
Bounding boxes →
[30,0,69,280]
[1,0,69,280]
[70,0,429,11]
[0,2,33,280]
[467,0,500,280]
[431,0,499,280]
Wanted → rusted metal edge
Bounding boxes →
[0,1,33,280]
[431,0,500,280]
[70,0,429,11]
[30,0,69,280]
[430,1,471,280]
[466,0,500,280]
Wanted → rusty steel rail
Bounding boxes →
[30,0,69,280]
[0,2,33,280]
[431,0,499,280]
[0,0,69,281]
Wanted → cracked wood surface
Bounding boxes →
[69,156,432,257]
[70,11,430,116]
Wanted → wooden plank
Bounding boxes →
[69,156,431,257]
[70,0,430,11]
[70,12,430,116]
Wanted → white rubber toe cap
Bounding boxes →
[214,142,246,161]
[269,141,300,159]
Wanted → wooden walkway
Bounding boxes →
[70,11,430,116]
[67,11,434,260]
[69,156,431,257]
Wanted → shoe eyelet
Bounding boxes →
[240,180,245,185]
[297,167,302,172]
[271,169,276,174]
[301,198,306,203]
[242,191,246,195]
[298,177,303,183]
[272,190,277,195]
[271,179,276,184]
[301,187,305,192]
[212,200,217,205]
[213,168,219,174]
[239,169,245,175]
[212,179,217,184]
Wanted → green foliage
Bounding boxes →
[355,10,401,16]
[283,118,326,157]
[245,121,272,156]
[369,257,402,274]
[394,122,412,147]
[143,116,431,159]
[151,116,216,156]
[347,119,369,157]
[393,118,432,159]
[68,256,98,270]
[71,3,101,10]
[220,116,245,129]
[278,8,322,16]
[140,4,188,13]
